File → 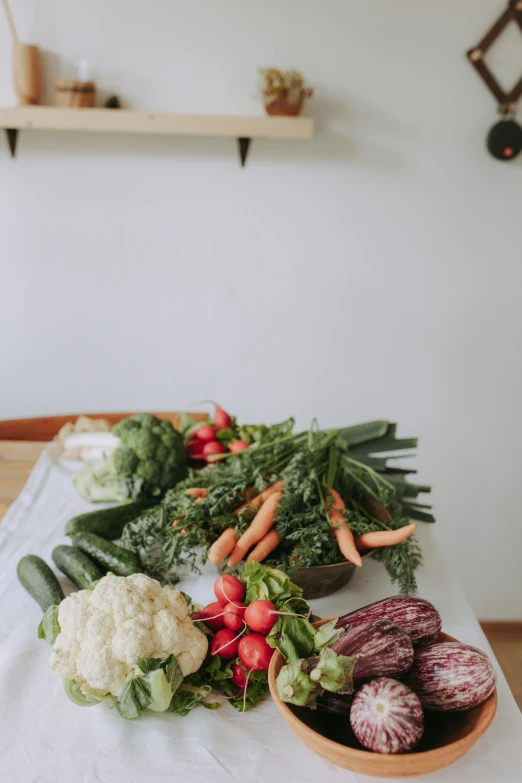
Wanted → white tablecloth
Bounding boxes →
[0,452,521,783]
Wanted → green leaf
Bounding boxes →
[117,675,151,719]
[340,421,389,447]
[308,647,357,694]
[170,682,215,716]
[241,562,303,606]
[266,606,316,663]
[38,605,61,645]
[179,412,199,436]
[276,660,321,707]
[313,619,343,651]
[63,680,105,707]
[138,658,165,673]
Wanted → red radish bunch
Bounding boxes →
[184,403,250,464]
[192,574,276,707]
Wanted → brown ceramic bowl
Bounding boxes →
[268,620,497,778]
[290,551,375,599]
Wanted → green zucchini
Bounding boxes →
[17,555,65,611]
[65,499,155,540]
[52,545,104,589]
[72,533,142,577]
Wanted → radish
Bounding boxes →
[244,600,278,633]
[214,574,245,605]
[238,633,273,671]
[232,663,246,689]
[229,440,249,453]
[350,677,424,754]
[211,628,240,659]
[244,599,307,634]
[193,601,226,632]
[203,440,227,459]
[214,403,232,430]
[195,425,217,442]
[223,602,246,632]
[186,440,205,459]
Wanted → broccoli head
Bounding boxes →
[73,414,187,503]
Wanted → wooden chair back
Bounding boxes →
[0,412,206,441]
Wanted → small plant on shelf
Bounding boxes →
[259,68,313,117]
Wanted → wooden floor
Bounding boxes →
[481,623,522,710]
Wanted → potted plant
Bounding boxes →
[260,68,313,117]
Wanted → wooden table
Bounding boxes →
[0,440,45,521]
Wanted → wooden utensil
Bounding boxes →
[268,622,497,778]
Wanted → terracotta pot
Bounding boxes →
[264,90,304,117]
[269,624,497,778]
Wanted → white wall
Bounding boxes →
[1,1,521,618]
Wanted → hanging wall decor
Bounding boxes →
[467,0,522,160]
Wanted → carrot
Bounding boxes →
[228,491,282,567]
[234,481,284,515]
[355,524,417,551]
[246,530,281,563]
[185,487,208,498]
[327,488,363,567]
[208,527,237,564]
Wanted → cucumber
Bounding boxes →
[52,545,104,589]
[17,555,65,611]
[65,499,155,540]
[72,533,142,577]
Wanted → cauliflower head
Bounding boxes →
[50,573,207,696]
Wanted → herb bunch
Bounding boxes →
[121,419,433,593]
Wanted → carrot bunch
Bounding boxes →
[204,482,417,568]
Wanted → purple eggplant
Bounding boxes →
[350,677,424,754]
[335,595,442,649]
[404,642,496,711]
[332,620,414,684]
[316,691,353,716]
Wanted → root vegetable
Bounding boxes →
[193,601,227,632]
[246,530,281,563]
[233,482,284,515]
[211,628,241,659]
[228,491,282,567]
[326,488,362,567]
[354,524,417,551]
[185,487,209,499]
[238,633,274,672]
[213,404,232,431]
[214,574,245,605]
[230,440,249,453]
[195,425,217,442]
[208,528,237,564]
[232,663,246,689]
[223,602,246,631]
[203,440,226,459]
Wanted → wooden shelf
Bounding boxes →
[0,106,314,166]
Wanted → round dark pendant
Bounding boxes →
[487,118,522,161]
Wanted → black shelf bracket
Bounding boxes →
[237,136,251,167]
[5,128,19,157]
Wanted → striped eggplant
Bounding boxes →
[331,620,414,684]
[350,677,424,754]
[316,691,353,716]
[404,642,496,711]
[335,595,442,649]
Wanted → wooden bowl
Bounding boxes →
[268,621,497,778]
[290,551,375,599]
